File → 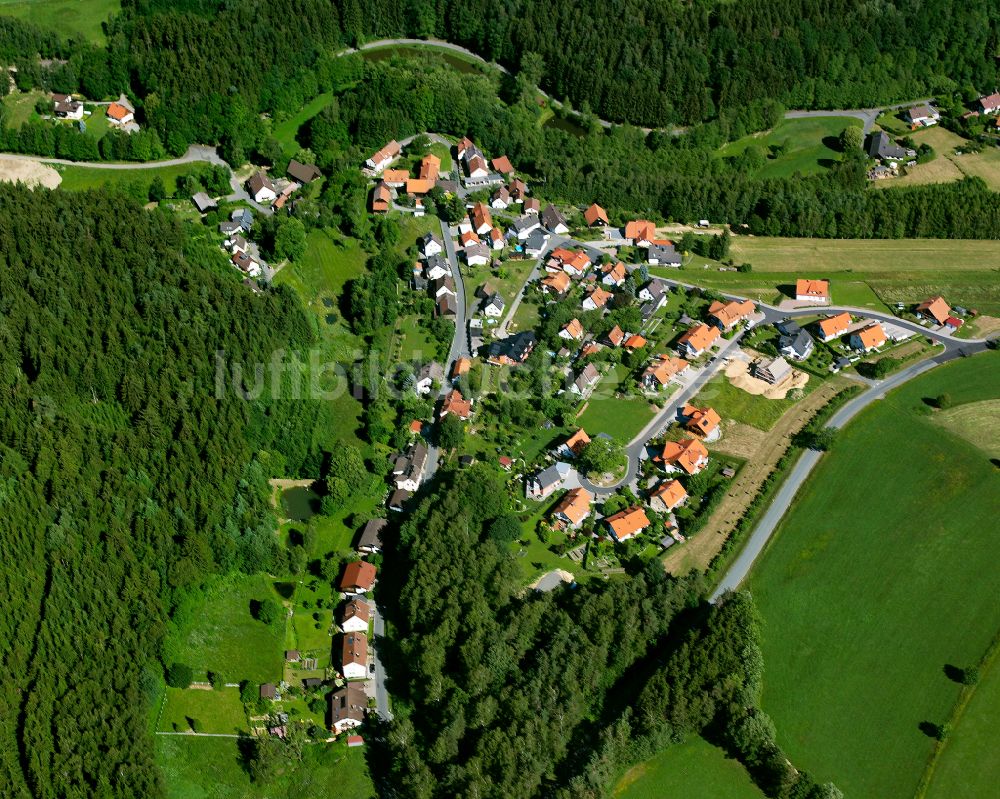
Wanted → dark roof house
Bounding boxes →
[287,159,322,184]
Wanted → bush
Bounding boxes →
[166,662,193,689]
[209,671,226,689]
[255,598,283,625]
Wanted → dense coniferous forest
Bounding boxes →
[0,186,318,798]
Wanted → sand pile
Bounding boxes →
[724,358,808,400]
[0,158,61,189]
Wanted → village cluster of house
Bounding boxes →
[50,92,137,132]
[244,159,322,210]
[217,208,265,277]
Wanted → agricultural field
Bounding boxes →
[614,737,763,799]
[874,125,1000,191]
[717,116,862,178]
[0,0,119,43]
[167,574,287,685]
[156,735,374,799]
[749,351,1000,798]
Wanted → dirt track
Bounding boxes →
[0,157,61,189]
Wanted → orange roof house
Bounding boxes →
[642,355,689,388]
[405,178,435,195]
[459,230,481,248]
[916,296,951,326]
[418,154,441,181]
[370,182,391,213]
[551,487,593,527]
[491,155,514,175]
[382,168,409,186]
[708,299,756,330]
[340,561,377,593]
[451,357,472,378]
[606,506,651,542]
[677,323,720,357]
[624,334,647,351]
[440,389,473,419]
[601,261,626,286]
[583,286,613,310]
[795,278,830,303]
[659,438,709,475]
[625,219,657,245]
[818,312,851,341]
[542,271,571,295]
[649,480,688,513]
[560,318,584,340]
[562,428,591,456]
[606,325,625,347]
[567,251,592,274]
[850,322,887,352]
[106,102,132,122]
[682,405,721,438]
[472,201,493,232]
[584,203,609,226]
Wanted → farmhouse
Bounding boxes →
[677,323,720,358]
[551,487,593,529]
[382,169,408,188]
[366,140,401,172]
[486,331,536,365]
[850,323,887,353]
[582,286,613,311]
[340,561,377,594]
[916,296,951,326]
[647,243,681,266]
[659,438,709,475]
[357,519,386,554]
[752,356,792,385]
[649,480,688,514]
[526,462,571,500]
[795,279,830,304]
[682,405,721,439]
[606,506,651,542]
[341,633,368,680]
[818,311,852,342]
[584,203,609,226]
[340,598,371,633]
[625,220,656,246]
[642,355,689,390]
[329,683,367,734]
[708,299,756,331]
[440,389,473,420]
[558,428,592,458]
[247,172,276,204]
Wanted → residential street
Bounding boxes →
[370,603,393,721]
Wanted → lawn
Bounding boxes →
[2,89,44,127]
[0,0,119,43]
[717,116,861,178]
[271,93,333,156]
[157,687,248,735]
[56,163,202,193]
[395,313,439,362]
[576,364,656,442]
[749,351,1000,798]
[614,737,764,799]
[156,735,375,799]
[168,574,287,685]
[463,258,535,316]
[925,645,1000,799]
[694,368,820,432]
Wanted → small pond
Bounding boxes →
[544,114,588,137]
[361,45,483,75]
[282,486,321,521]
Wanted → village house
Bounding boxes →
[231,251,262,277]
[492,155,515,175]
[647,242,681,266]
[431,276,457,300]
[370,182,391,213]
[460,229,480,249]
[642,355,689,390]
[542,204,569,235]
[247,172,276,204]
[752,355,792,385]
[606,325,625,347]
[551,487,593,529]
[542,271,571,297]
[978,92,1000,115]
[388,489,412,512]
[639,280,668,308]
[681,404,721,439]
[559,318,585,341]
[584,203,609,227]
[356,519,385,555]
[708,299,756,331]
[513,214,542,240]
[571,363,601,395]
[850,322,887,353]
[52,93,84,120]
[659,438,709,475]
[260,683,277,700]
[509,177,529,202]
[866,131,908,161]
[419,153,441,181]
[778,323,814,361]
[491,186,511,209]
[440,389,473,420]
[413,363,444,395]
[523,197,541,215]
[106,101,134,126]
[677,323,721,358]
[558,428,591,459]
[623,220,655,247]
[481,292,505,317]
[624,334,647,352]
[488,227,504,250]
[649,480,688,514]
[601,261,627,287]
[795,278,830,304]
[421,232,443,258]
[329,683,367,735]
[340,597,371,634]
[342,632,368,680]
[381,169,408,188]
[405,178,434,196]
[465,242,491,266]
[818,311,852,342]
[437,293,457,317]
[526,462,572,500]
[340,561,377,594]
[192,192,217,214]
[582,286,613,311]
[287,159,322,185]
[905,103,939,127]
[424,254,451,281]
[451,357,472,382]
[366,140,401,172]
[472,202,493,235]
[231,207,254,232]
[916,296,951,326]
[606,506,651,542]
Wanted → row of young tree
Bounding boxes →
[0,185,322,798]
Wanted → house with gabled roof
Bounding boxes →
[340,597,371,633]
[329,682,367,734]
[287,159,322,184]
[602,261,627,287]
[558,428,591,459]
[606,506,650,542]
[818,312,852,342]
[606,325,625,347]
[542,204,569,234]
[472,202,493,234]
[509,178,529,201]
[106,102,134,126]
[542,271,571,297]
[523,197,540,215]
[795,279,830,304]
[366,140,401,172]
[641,356,689,390]
[681,404,721,439]
[978,92,1000,115]
[570,363,601,395]
[625,220,656,246]
[905,103,939,127]
[247,172,276,204]
[526,462,571,500]
[419,153,441,181]
[341,632,368,680]
[491,186,511,209]
[440,389,473,419]
[850,322,887,353]
[708,299,756,331]
[513,214,542,240]
[584,203,609,226]
[677,323,720,358]
[356,519,386,554]
[649,480,688,514]
[340,561,377,594]
[491,155,514,175]
[370,182,391,213]
[916,296,951,326]
[659,438,709,475]
[559,318,585,341]
[583,286,613,311]
[647,242,681,266]
[551,487,593,529]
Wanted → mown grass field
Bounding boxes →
[169,574,286,685]
[156,735,374,799]
[614,737,763,799]
[157,687,248,734]
[576,364,656,442]
[749,351,1000,799]
[56,163,201,193]
[0,0,119,42]
[717,116,861,178]
[271,93,333,156]
[925,645,1000,799]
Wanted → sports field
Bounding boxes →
[749,351,1000,798]
[0,0,119,43]
[614,737,763,799]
